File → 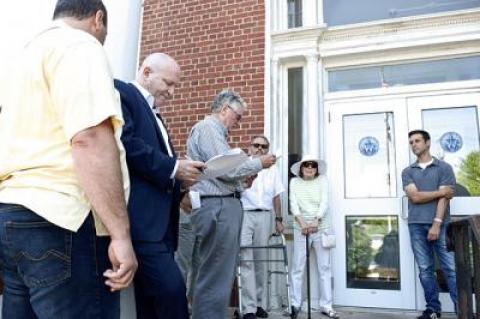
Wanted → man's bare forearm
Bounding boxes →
[72,119,131,240]
[408,190,444,204]
[434,197,448,221]
[273,196,281,218]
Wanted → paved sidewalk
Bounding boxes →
[231,307,456,319]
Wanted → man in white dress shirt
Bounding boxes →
[240,135,285,319]
[115,53,205,319]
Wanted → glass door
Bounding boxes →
[327,98,417,309]
[408,92,480,312]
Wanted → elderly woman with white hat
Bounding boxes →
[289,155,339,319]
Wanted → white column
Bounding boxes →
[104,0,143,81]
[280,0,288,30]
[317,57,326,158]
[305,54,320,156]
[103,2,143,318]
[271,0,278,31]
[303,55,323,307]
[317,0,325,25]
[269,57,286,310]
[270,57,280,152]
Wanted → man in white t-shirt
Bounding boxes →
[239,135,285,319]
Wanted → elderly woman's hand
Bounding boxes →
[307,219,319,234]
[300,223,310,235]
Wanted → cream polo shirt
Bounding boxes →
[0,22,130,236]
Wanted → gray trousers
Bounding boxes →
[190,197,243,319]
[240,210,272,314]
[175,216,201,300]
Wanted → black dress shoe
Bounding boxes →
[417,309,441,319]
[256,307,268,318]
[291,306,301,319]
[242,313,257,319]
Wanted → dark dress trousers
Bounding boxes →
[114,79,188,319]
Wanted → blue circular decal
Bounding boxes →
[358,136,379,156]
[440,132,463,153]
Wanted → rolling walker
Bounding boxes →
[235,233,292,318]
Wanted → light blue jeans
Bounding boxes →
[409,223,457,313]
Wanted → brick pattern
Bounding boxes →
[140,0,265,155]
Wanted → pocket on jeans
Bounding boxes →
[6,221,72,288]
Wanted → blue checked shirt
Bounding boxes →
[187,115,262,196]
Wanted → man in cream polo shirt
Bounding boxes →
[0,1,137,318]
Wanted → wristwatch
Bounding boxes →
[275,216,283,223]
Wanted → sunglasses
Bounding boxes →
[252,143,269,150]
[301,161,318,169]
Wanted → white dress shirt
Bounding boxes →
[241,164,285,211]
[131,81,178,178]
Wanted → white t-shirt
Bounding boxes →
[418,159,434,170]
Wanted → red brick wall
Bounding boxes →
[140,0,265,155]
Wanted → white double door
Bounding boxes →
[326,92,480,310]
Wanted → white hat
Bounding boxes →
[290,154,327,177]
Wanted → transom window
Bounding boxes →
[324,0,480,26]
[328,56,480,92]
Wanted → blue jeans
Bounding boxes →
[0,203,119,318]
[409,223,458,313]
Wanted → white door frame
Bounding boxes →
[326,89,480,311]
[407,92,480,312]
[327,97,416,309]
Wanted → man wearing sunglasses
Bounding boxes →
[239,136,285,319]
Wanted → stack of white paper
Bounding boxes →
[201,148,248,179]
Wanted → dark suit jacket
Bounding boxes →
[115,79,181,249]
